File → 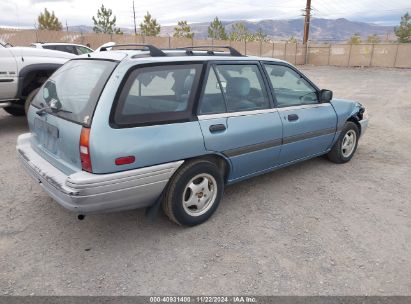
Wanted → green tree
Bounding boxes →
[140,12,161,36]
[367,34,381,43]
[208,17,227,40]
[37,8,62,31]
[254,28,269,42]
[229,22,254,41]
[92,4,122,34]
[287,36,298,43]
[394,12,411,43]
[348,33,361,44]
[173,20,194,38]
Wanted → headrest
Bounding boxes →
[226,77,250,98]
[183,74,195,92]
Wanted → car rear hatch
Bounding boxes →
[27,59,118,175]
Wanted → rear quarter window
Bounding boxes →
[112,63,203,127]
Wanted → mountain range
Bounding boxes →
[68,18,396,42]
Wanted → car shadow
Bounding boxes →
[58,156,332,241]
[0,112,28,133]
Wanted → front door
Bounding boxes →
[197,62,283,181]
[0,48,18,100]
[263,63,337,164]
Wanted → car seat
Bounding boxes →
[225,77,256,111]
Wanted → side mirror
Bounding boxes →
[320,89,333,103]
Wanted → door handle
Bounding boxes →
[288,114,299,121]
[209,124,226,133]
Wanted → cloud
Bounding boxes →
[30,0,71,3]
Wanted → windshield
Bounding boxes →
[32,59,117,126]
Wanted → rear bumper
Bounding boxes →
[17,133,183,214]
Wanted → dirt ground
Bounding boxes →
[0,66,410,296]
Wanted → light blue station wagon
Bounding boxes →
[17,45,369,226]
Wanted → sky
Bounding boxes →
[0,0,410,28]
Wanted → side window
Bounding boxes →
[76,46,92,54]
[199,67,226,115]
[42,45,56,51]
[55,45,77,54]
[214,64,270,112]
[113,64,202,126]
[264,64,318,107]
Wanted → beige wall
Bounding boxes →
[395,44,411,68]
[273,43,286,60]
[1,28,410,68]
[329,45,351,66]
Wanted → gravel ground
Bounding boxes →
[0,66,410,296]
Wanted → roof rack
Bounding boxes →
[177,45,243,56]
[100,44,166,57]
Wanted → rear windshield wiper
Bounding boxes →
[36,102,72,116]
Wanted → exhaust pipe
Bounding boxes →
[77,214,85,220]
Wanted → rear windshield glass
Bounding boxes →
[32,59,116,126]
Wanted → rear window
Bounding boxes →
[112,63,202,127]
[32,59,116,126]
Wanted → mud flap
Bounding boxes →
[145,191,164,222]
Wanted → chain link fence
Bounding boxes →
[1,28,410,68]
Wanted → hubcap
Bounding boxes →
[182,173,217,217]
[341,130,357,158]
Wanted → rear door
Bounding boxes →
[28,59,117,174]
[198,62,283,181]
[263,63,337,164]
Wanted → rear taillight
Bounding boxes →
[80,127,92,172]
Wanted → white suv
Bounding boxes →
[31,43,93,55]
[0,44,75,116]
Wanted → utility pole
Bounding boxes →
[303,0,311,44]
[65,20,68,32]
[303,0,311,64]
[132,0,137,35]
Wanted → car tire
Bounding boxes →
[24,88,40,115]
[327,121,360,164]
[163,159,224,226]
